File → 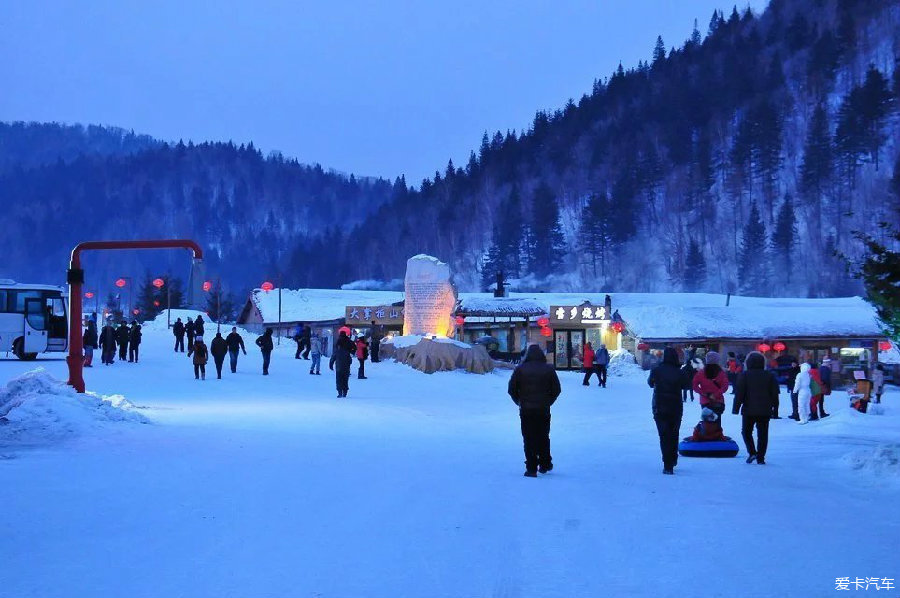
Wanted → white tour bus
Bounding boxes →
[0,280,68,360]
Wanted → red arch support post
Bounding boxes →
[67,240,203,393]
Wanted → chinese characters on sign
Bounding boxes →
[345,305,404,326]
[549,303,610,326]
[835,577,894,591]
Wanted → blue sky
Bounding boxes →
[1,1,768,181]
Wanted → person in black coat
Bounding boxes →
[186,318,196,356]
[99,322,117,365]
[733,351,780,464]
[370,322,382,363]
[194,315,206,339]
[82,320,98,367]
[508,344,562,477]
[648,347,687,475]
[785,361,801,420]
[173,318,186,352]
[128,322,142,363]
[225,327,247,373]
[116,322,130,362]
[255,328,274,375]
[210,332,228,379]
[329,331,354,397]
[300,324,312,359]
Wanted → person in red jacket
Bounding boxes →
[581,342,597,386]
[693,351,729,418]
[355,336,369,379]
[808,363,826,420]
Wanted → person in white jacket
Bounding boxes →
[793,363,812,424]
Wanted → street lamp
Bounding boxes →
[261,280,280,344]
[83,290,99,322]
[152,277,170,328]
[115,277,132,318]
[202,280,223,334]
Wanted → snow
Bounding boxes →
[251,288,404,323]
[879,340,900,364]
[142,309,212,332]
[1,325,896,597]
[383,334,471,349]
[456,296,548,316]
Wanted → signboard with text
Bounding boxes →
[549,303,610,326]
[345,305,405,326]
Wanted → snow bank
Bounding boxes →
[341,279,404,291]
[0,369,148,447]
[607,348,644,378]
[383,335,470,349]
[844,444,900,482]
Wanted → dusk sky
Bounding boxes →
[2,1,768,181]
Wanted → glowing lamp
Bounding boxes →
[152,278,165,289]
[610,321,625,334]
[539,326,552,337]
[454,315,465,326]
[261,281,274,292]
[84,292,94,299]
[202,281,212,292]
[132,308,140,315]
[773,341,786,352]
[115,278,127,288]
[536,317,550,328]
[757,343,771,353]
[637,343,650,351]
[153,300,160,307]
[879,341,892,351]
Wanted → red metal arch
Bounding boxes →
[67,240,203,392]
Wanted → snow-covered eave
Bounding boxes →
[631,333,888,342]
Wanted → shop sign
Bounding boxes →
[550,303,611,326]
[345,305,405,325]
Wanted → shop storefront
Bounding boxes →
[548,302,620,370]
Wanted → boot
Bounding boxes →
[523,470,537,478]
[662,468,674,475]
[539,463,553,474]
[746,454,757,463]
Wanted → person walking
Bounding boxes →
[594,343,610,387]
[793,363,813,424]
[210,332,228,379]
[192,337,209,380]
[648,347,686,475]
[255,328,274,375]
[508,344,561,477]
[733,351,780,464]
[816,359,832,418]
[872,364,886,403]
[116,322,130,362]
[692,351,729,419]
[225,327,247,373]
[194,315,206,339]
[309,332,323,375]
[173,317,186,352]
[582,342,597,386]
[329,331,354,397]
[300,324,312,359]
[293,323,304,359]
[370,323,382,363]
[355,336,369,379]
[786,360,801,420]
[808,362,824,421]
[99,321,117,365]
[83,320,98,367]
[128,321,142,363]
[186,317,196,357]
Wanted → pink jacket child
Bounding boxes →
[692,351,729,412]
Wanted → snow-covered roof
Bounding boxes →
[244,288,886,340]
[456,296,547,317]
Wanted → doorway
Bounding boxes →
[554,330,585,370]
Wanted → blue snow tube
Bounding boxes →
[678,438,740,458]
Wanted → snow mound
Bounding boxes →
[608,349,644,378]
[0,369,149,446]
[844,444,900,481]
[384,335,470,349]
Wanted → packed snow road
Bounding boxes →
[0,326,897,598]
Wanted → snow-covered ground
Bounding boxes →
[0,325,897,598]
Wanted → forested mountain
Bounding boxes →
[3,0,900,299]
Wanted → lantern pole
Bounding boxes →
[167,281,171,329]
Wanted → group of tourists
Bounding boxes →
[329,330,375,398]
[580,342,610,387]
[171,316,247,380]
[82,318,142,367]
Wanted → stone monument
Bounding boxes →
[403,254,457,337]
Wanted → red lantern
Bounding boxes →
[536,317,550,328]
[610,321,624,334]
[773,341,786,352]
[84,292,94,299]
[260,281,274,292]
[758,343,771,353]
[152,278,165,289]
[202,281,212,292]
[879,341,893,351]
[115,278,127,288]
[132,308,140,315]
[153,300,160,307]
[540,326,552,337]
[454,315,465,326]
[637,342,650,351]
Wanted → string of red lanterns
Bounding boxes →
[115,278,127,288]
[610,321,625,334]
[260,281,274,292]
[879,340,893,351]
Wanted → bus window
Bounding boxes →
[13,290,42,313]
[25,299,47,330]
[46,296,68,338]
[0,290,7,312]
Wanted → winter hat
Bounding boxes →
[705,351,721,366]
[701,407,717,422]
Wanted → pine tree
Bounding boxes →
[136,273,161,320]
[690,19,702,46]
[652,35,666,66]
[707,9,722,37]
[526,184,567,278]
[578,192,614,277]
[738,202,769,294]
[204,281,235,324]
[481,229,503,291]
[848,227,900,338]
[683,238,707,292]
[800,104,833,200]
[771,193,797,283]
[859,64,893,169]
